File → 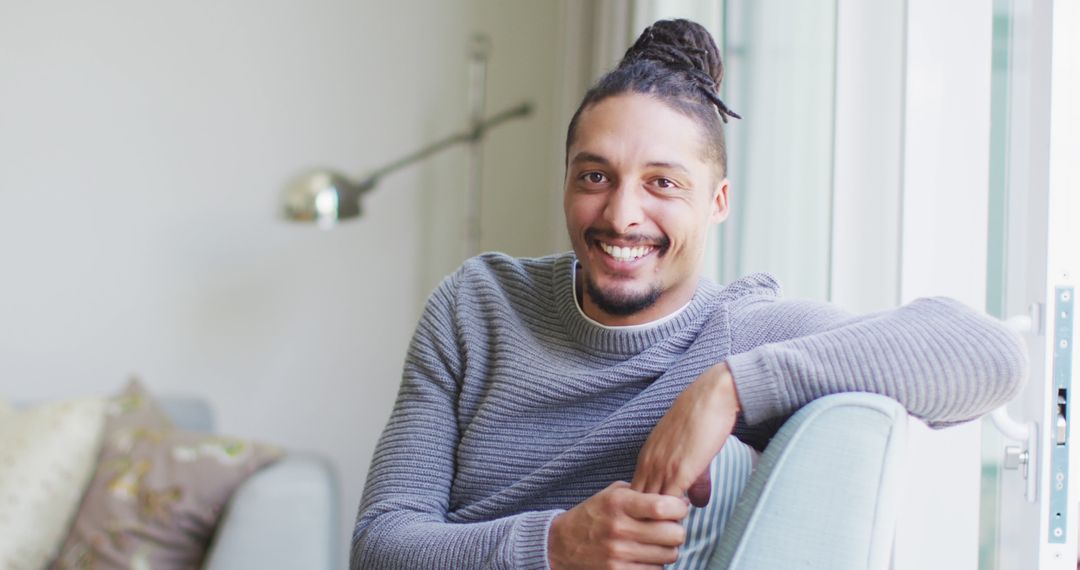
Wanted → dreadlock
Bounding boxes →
[565,19,739,177]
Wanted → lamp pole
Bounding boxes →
[280,36,532,232]
[465,34,491,258]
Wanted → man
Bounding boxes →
[352,19,1025,570]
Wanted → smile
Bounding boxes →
[598,242,656,262]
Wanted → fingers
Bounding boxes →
[631,456,684,497]
[621,519,686,548]
[620,487,689,522]
[634,465,690,499]
[629,475,662,496]
[551,483,688,569]
[631,463,663,495]
[605,518,683,561]
[608,543,680,567]
[632,431,702,498]
[643,477,664,496]
[647,468,711,508]
[631,363,741,505]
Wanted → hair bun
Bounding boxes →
[622,19,724,91]
[619,19,739,121]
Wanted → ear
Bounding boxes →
[709,178,730,224]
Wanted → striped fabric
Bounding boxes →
[671,438,758,570]
[352,252,1025,569]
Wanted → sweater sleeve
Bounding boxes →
[724,294,1027,428]
[351,272,562,570]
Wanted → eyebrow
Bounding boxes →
[569,152,692,175]
[645,161,691,175]
[569,151,610,166]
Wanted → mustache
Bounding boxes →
[584,228,670,250]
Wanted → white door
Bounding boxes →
[982,0,1080,568]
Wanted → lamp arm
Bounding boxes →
[360,101,534,187]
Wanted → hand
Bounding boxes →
[548,481,689,570]
[631,363,740,507]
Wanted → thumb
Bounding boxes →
[687,469,711,508]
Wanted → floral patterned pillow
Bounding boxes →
[53,380,282,570]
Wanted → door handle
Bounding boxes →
[989,308,1042,503]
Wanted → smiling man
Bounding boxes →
[566,94,728,325]
[351,19,1026,570]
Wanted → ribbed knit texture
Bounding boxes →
[352,252,1026,569]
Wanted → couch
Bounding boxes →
[3,391,340,570]
[159,395,341,570]
[708,392,909,569]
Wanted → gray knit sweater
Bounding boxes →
[352,252,1025,569]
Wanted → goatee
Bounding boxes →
[584,275,662,316]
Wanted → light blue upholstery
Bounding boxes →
[202,453,340,570]
[159,395,216,432]
[159,396,341,570]
[708,392,908,570]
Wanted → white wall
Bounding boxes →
[466,0,566,263]
[0,0,566,558]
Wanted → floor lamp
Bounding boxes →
[280,34,532,259]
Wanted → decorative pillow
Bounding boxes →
[101,378,174,433]
[0,397,108,570]
[53,379,283,570]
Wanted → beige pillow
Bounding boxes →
[0,397,108,570]
[53,380,282,570]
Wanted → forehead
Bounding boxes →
[569,93,710,169]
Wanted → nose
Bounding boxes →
[602,182,644,233]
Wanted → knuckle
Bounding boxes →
[608,541,628,560]
[665,462,684,481]
[608,518,628,539]
[669,525,687,546]
[605,490,623,511]
[602,540,621,560]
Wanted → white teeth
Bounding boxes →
[599,242,653,262]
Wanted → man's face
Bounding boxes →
[564,93,729,326]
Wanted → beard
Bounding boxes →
[577,228,671,316]
[584,273,662,316]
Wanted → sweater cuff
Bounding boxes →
[726,350,785,426]
[511,509,563,570]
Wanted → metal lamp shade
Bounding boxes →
[281,169,369,229]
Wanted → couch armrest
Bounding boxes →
[709,392,909,570]
[202,453,340,570]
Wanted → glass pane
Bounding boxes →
[981,0,1039,566]
[715,0,836,300]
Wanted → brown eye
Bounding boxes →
[581,171,607,184]
[655,177,676,189]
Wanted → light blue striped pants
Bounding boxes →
[669,437,759,570]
